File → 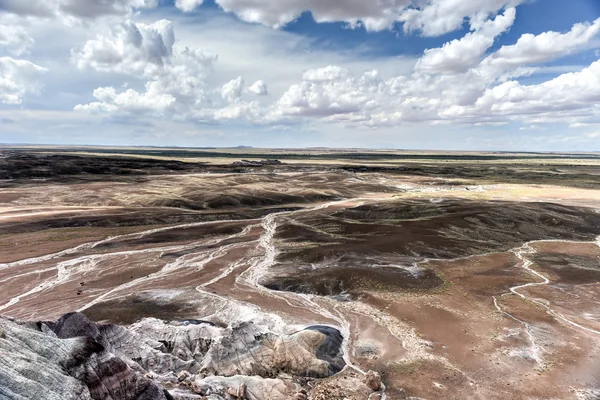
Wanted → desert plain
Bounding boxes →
[1,147,600,400]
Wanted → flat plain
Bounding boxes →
[1,147,600,400]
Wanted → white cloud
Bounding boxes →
[175,0,205,13]
[268,53,600,129]
[400,0,522,36]
[416,7,515,74]
[74,19,176,76]
[74,19,220,118]
[0,0,158,19]
[303,65,349,82]
[221,76,244,102]
[480,16,600,78]
[74,86,175,114]
[212,101,262,121]
[248,80,268,95]
[0,15,35,56]
[270,69,382,119]
[58,0,158,19]
[476,60,600,115]
[173,0,517,36]
[184,0,411,31]
[435,59,600,128]
[0,57,48,104]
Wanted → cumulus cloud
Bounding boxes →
[416,7,515,74]
[0,0,158,19]
[248,80,269,95]
[190,0,410,31]
[72,18,219,82]
[173,0,518,36]
[400,0,522,36]
[74,86,175,114]
[0,0,163,103]
[271,68,382,119]
[302,65,349,82]
[74,19,265,122]
[461,60,600,118]
[221,76,244,102]
[269,62,495,126]
[174,0,205,13]
[0,15,35,56]
[0,57,48,104]
[283,59,599,127]
[480,17,600,77]
[256,8,600,131]
[74,19,176,76]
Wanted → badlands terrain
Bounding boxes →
[1,147,600,400]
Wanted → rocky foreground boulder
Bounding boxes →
[0,312,379,400]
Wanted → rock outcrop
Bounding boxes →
[365,370,382,391]
[0,314,171,400]
[0,312,351,400]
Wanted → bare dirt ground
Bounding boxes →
[1,149,600,399]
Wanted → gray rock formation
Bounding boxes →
[0,312,349,400]
[0,314,171,400]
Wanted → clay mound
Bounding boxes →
[303,325,346,375]
[262,265,443,298]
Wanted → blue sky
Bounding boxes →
[1,0,600,150]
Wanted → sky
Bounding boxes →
[1,0,600,150]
